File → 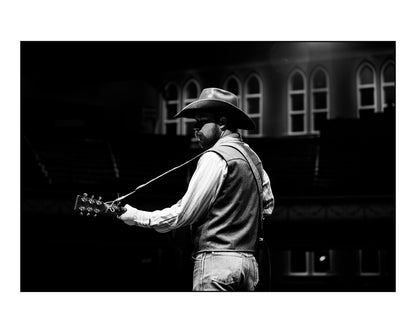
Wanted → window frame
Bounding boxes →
[288,249,309,276]
[310,67,330,134]
[287,249,335,276]
[380,60,395,111]
[162,82,181,135]
[311,249,334,276]
[223,74,242,105]
[358,249,382,276]
[288,69,307,135]
[356,62,377,117]
[243,73,263,137]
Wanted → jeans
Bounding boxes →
[192,251,259,291]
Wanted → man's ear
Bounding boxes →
[218,116,227,130]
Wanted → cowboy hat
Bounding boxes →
[174,87,256,130]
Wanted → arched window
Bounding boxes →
[288,70,307,135]
[381,61,395,112]
[223,75,242,107]
[243,73,263,136]
[162,82,180,135]
[182,79,201,135]
[357,63,377,117]
[310,68,330,134]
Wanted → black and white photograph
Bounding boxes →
[21,41,395,292]
[2,1,416,332]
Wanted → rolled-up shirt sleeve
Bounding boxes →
[118,152,227,233]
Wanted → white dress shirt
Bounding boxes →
[119,135,274,232]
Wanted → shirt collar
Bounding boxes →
[213,132,242,148]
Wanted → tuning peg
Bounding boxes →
[80,212,84,216]
[93,214,97,218]
[98,196,102,201]
[86,213,90,216]
[88,195,95,205]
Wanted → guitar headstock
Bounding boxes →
[74,193,126,218]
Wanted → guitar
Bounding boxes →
[74,193,126,218]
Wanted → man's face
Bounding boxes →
[193,112,221,149]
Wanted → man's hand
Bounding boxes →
[117,204,151,228]
[117,204,138,226]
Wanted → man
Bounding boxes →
[118,88,274,291]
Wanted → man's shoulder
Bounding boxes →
[200,149,227,163]
[207,143,247,163]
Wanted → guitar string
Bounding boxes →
[105,151,205,206]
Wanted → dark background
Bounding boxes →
[21,42,395,291]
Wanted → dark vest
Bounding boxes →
[191,141,263,254]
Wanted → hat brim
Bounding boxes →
[174,99,256,130]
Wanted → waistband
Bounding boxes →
[192,251,255,260]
